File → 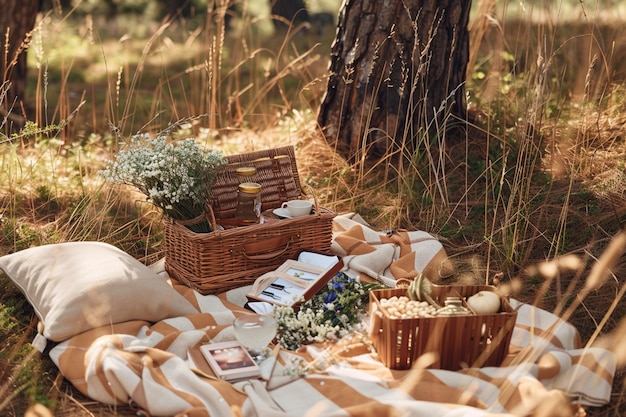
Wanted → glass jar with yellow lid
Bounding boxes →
[235,166,257,182]
[235,181,262,224]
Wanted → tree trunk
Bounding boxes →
[0,0,39,131]
[317,0,472,163]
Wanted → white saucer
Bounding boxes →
[273,208,293,218]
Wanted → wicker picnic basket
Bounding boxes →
[164,146,336,295]
[369,285,517,370]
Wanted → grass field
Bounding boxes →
[1,0,626,415]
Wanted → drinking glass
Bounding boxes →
[233,314,277,362]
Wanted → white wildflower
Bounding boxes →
[100,134,225,233]
[273,272,380,351]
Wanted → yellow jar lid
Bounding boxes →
[238,182,261,193]
[235,167,257,176]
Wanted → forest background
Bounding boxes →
[1,0,626,415]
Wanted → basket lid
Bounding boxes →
[210,146,302,219]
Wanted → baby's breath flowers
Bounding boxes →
[273,272,381,351]
[100,134,225,233]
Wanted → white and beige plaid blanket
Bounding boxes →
[48,218,616,417]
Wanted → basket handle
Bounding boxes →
[205,204,218,231]
[242,235,292,261]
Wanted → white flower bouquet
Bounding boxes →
[273,272,381,350]
[100,134,225,233]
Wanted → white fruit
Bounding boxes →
[466,291,501,314]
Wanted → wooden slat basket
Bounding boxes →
[369,285,517,371]
[164,146,336,295]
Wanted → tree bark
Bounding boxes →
[317,0,472,162]
[0,0,39,131]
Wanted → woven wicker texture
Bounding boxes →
[164,146,335,295]
[209,145,302,219]
[369,285,517,370]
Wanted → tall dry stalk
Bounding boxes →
[467,0,498,78]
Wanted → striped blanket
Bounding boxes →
[48,218,616,417]
[49,271,615,416]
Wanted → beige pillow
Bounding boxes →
[0,241,198,342]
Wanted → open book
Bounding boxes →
[246,251,343,309]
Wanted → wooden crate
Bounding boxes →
[369,285,517,370]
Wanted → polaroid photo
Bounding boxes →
[199,340,261,381]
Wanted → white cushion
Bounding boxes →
[0,241,197,342]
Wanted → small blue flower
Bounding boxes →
[323,291,337,304]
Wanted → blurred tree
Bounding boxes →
[271,0,309,31]
[317,0,472,163]
[0,0,40,131]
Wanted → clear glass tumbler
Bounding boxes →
[233,314,277,362]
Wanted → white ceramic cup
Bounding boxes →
[281,200,313,217]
